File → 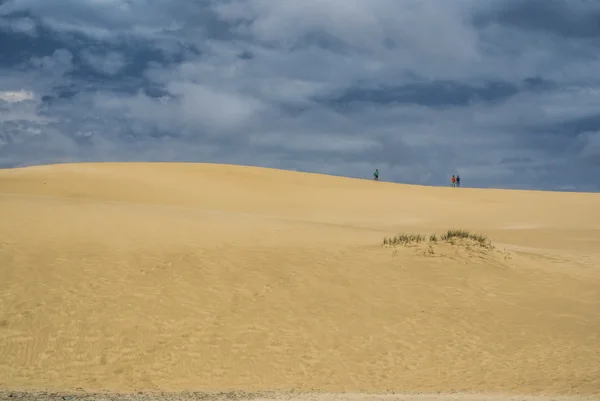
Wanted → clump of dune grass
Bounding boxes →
[383,233,426,246]
[383,229,492,248]
[440,229,492,248]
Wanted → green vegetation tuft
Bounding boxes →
[382,233,427,246]
[439,229,491,247]
[383,229,492,248]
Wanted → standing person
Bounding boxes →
[451,175,456,187]
[373,169,379,181]
[456,175,460,187]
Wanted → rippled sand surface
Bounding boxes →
[1,163,599,398]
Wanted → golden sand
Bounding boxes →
[0,163,598,396]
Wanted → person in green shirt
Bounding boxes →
[373,169,379,181]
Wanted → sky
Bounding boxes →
[1,0,599,191]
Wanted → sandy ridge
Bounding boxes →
[1,392,599,401]
[1,163,599,397]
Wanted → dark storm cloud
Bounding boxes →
[475,0,600,39]
[330,81,518,107]
[0,0,599,191]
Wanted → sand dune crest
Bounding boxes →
[1,163,599,398]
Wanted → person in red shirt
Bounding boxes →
[451,175,456,187]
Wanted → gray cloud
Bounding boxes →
[475,0,600,39]
[0,0,599,191]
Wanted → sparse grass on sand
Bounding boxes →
[383,229,493,249]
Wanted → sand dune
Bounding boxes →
[0,163,599,398]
